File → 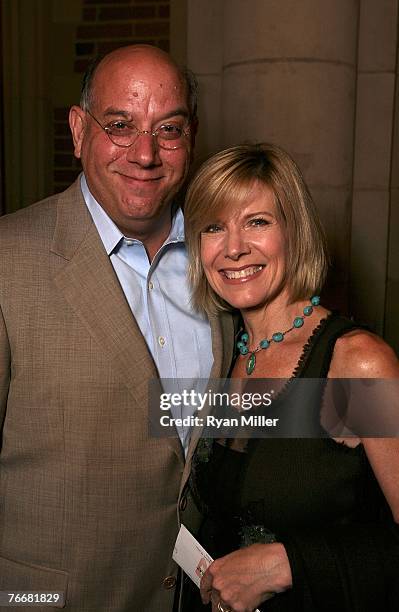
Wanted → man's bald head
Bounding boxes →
[80,44,198,120]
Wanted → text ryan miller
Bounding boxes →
[159,414,279,429]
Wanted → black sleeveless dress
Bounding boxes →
[183,314,399,611]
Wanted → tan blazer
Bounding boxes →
[0,181,234,611]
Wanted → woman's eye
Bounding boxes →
[249,217,269,227]
[202,224,222,233]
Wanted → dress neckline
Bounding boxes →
[292,312,334,379]
[260,312,333,407]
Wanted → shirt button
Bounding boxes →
[148,281,154,290]
[163,576,176,589]
[158,336,166,347]
[125,239,134,246]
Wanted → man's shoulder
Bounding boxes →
[0,193,58,237]
[0,180,83,245]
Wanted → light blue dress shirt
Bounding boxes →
[80,175,213,451]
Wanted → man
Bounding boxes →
[0,45,234,611]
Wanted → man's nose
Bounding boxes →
[224,229,250,260]
[126,131,161,166]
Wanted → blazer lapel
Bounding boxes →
[181,310,235,486]
[51,181,184,463]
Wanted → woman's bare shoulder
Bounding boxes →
[329,329,399,378]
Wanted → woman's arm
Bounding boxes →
[329,330,399,520]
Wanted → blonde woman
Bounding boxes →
[183,143,399,612]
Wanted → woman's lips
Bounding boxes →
[221,265,264,282]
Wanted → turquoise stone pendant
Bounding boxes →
[246,352,256,375]
[236,297,321,376]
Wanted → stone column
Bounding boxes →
[384,4,399,348]
[351,0,399,337]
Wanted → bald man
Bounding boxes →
[0,45,234,611]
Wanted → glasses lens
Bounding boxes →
[156,124,188,150]
[106,122,138,147]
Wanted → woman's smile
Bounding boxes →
[220,264,265,282]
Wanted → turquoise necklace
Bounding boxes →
[237,296,320,375]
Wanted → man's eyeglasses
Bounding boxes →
[86,110,190,150]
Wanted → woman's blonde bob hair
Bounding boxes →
[184,142,328,315]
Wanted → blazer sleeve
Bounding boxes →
[0,304,10,429]
[273,520,399,612]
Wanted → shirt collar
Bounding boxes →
[168,206,185,244]
[80,174,185,255]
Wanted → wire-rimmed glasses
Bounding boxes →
[86,110,190,150]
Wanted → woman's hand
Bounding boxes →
[200,542,292,612]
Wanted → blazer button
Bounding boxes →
[163,576,177,589]
[179,495,187,511]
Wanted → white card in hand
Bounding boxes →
[173,524,213,587]
[173,524,260,612]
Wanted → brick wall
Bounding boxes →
[53,0,170,194]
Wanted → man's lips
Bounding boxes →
[117,172,163,183]
[221,265,264,281]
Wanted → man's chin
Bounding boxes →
[120,197,164,218]
[120,186,177,215]
[117,196,174,230]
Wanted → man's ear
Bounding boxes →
[69,106,86,159]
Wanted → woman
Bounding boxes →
[183,143,399,612]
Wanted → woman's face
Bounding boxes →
[200,182,287,311]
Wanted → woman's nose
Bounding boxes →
[224,229,250,260]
